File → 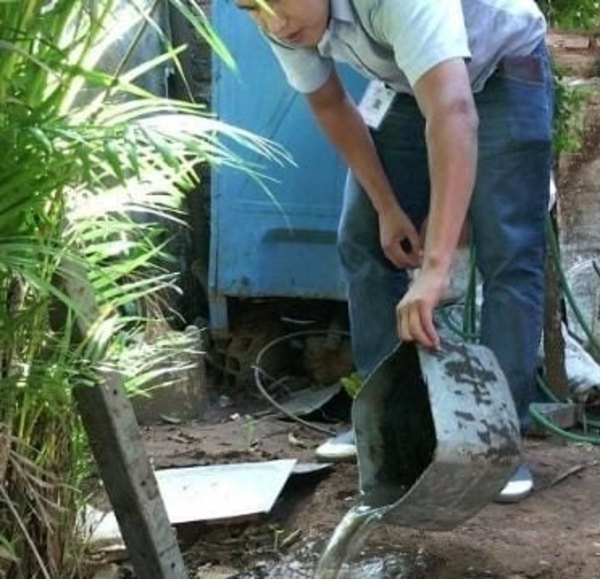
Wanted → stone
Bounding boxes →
[130,326,208,425]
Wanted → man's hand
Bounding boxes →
[379,202,422,269]
[396,267,449,349]
[393,57,477,350]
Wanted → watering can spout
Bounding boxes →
[353,338,521,531]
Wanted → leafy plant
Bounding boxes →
[340,372,363,399]
[243,415,259,447]
[538,0,599,154]
[538,0,600,29]
[553,72,590,154]
[0,1,286,577]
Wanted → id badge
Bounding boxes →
[358,80,396,130]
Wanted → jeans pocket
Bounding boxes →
[496,54,553,144]
[498,54,545,86]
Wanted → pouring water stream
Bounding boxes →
[314,503,392,579]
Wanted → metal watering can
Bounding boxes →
[353,338,521,531]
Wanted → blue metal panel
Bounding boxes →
[210,5,367,307]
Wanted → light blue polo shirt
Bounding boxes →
[269,0,547,95]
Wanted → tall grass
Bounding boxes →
[0,1,285,576]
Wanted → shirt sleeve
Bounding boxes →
[268,40,334,94]
[372,0,472,88]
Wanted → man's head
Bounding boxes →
[235,0,329,48]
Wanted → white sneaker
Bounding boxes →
[314,429,356,462]
[495,464,534,504]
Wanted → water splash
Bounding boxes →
[313,504,391,579]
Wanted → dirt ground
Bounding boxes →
[137,404,600,579]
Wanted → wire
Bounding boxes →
[252,366,336,436]
[253,329,351,436]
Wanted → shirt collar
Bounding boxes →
[329,0,355,24]
[318,0,355,52]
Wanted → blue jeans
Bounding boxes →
[338,44,554,430]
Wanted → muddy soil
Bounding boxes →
[138,407,600,579]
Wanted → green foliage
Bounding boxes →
[538,0,599,155]
[538,0,600,29]
[0,1,286,577]
[340,372,363,399]
[243,415,259,447]
[553,78,589,154]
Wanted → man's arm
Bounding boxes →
[307,70,422,269]
[397,57,478,348]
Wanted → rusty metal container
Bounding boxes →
[353,338,521,531]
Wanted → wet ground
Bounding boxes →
[136,411,600,579]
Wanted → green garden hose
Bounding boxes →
[530,404,600,444]
[438,216,599,443]
[437,308,478,342]
[546,217,600,359]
